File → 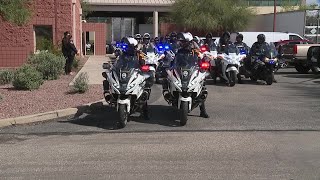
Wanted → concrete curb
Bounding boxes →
[0,99,105,128]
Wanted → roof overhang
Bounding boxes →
[87,0,173,12]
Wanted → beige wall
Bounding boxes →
[252,6,299,15]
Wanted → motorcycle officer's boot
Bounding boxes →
[142,102,150,120]
[103,80,111,102]
[237,74,243,84]
[273,74,278,83]
[199,102,209,118]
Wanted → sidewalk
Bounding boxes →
[70,56,110,85]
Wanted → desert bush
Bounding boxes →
[0,69,14,85]
[28,51,65,80]
[72,72,89,93]
[13,64,43,90]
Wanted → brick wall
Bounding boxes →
[82,23,107,56]
[0,0,82,68]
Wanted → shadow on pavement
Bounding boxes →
[59,102,180,130]
[283,74,320,79]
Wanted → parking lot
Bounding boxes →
[1,68,320,179]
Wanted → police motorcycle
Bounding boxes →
[236,45,250,82]
[102,38,152,128]
[199,44,218,79]
[155,43,175,83]
[140,44,160,81]
[163,52,210,126]
[213,44,242,87]
[248,43,278,85]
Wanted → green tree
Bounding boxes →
[0,0,32,26]
[81,0,92,19]
[170,0,255,32]
[281,1,319,12]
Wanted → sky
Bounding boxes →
[307,0,319,4]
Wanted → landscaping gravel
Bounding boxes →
[0,74,103,119]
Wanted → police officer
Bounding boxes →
[250,34,277,83]
[172,32,209,118]
[218,31,233,54]
[234,33,250,52]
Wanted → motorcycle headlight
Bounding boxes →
[113,83,119,89]
[175,80,181,87]
[127,83,136,90]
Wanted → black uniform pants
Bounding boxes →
[65,55,74,74]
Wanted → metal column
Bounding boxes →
[153,11,159,37]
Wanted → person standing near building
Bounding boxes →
[62,31,78,75]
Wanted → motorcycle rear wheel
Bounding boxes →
[180,101,189,126]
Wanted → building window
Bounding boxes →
[34,25,53,52]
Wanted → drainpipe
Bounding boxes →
[72,0,76,46]
[80,8,83,56]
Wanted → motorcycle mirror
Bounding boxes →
[102,72,108,78]
[103,63,111,70]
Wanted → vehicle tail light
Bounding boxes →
[141,65,150,72]
[200,45,209,53]
[293,44,297,54]
[200,62,210,70]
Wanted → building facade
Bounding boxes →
[0,0,82,67]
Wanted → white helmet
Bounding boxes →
[121,37,138,46]
[193,36,200,43]
[177,32,193,42]
[143,33,151,39]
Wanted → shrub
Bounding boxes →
[0,94,3,101]
[0,69,14,85]
[72,58,80,70]
[28,51,65,80]
[13,65,43,90]
[72,72,89,93]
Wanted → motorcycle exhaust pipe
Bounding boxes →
[163,90,172,103]
[140,91,149,101]
[104,93,111,102]
[200,90,208,100]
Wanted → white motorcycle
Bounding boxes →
[163,53,210,126]
[200,45,218,80]
[102,57,151,128]
[214,45,242,87]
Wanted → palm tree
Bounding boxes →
[170,0,255,32]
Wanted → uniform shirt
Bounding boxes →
[250,42,270,57]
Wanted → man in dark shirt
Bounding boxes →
[62,31,78,75]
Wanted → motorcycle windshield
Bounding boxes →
[114,56,139,83]
[174,53,198,90]
[175,53,198,69]
[224,44,239,55]
[266,43,278,59]
[208,43,217,52]
[143,45,155,54]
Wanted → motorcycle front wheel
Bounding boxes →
[228,71,237,87]
[118,104,128,128]
[180,101,189,126]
